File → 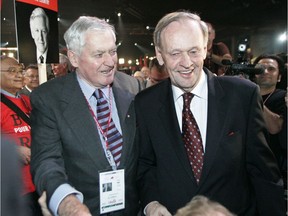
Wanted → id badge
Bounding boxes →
[99,169,125,214]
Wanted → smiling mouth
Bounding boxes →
[101,68,114,74]
[178,68,195,74]
[179,71,192,74]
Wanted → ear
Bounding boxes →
[155,47,164,65]
[67,50,79,68]
[277,74,282,82]
[203,45,208,60]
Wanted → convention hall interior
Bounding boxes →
[1,0,287,69]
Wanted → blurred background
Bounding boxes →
[1,0,287,68]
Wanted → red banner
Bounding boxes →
[16,0,57,12]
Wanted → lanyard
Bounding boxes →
[85,87,117,170]
[87,87,113,149]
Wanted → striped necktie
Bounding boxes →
[94,89,123,167]
[182,93,204,184]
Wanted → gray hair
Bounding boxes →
[59,53,72,71]
[153,11,208,49]
[64,16,116,55]
[29,7,49,32]
[59,53,69,64]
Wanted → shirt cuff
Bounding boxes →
[49,183,83,216]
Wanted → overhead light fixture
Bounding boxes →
[146,26,155,30]
[117,12,121,17]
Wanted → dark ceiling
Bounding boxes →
[1,0,287,60]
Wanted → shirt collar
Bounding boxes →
[37,50,47,62]
[172,69,208,102]
[0,88,20,98]
[76,73,110,100]
[25,85,32,92]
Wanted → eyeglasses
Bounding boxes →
[1,67,25,75]
[26,75,39,79]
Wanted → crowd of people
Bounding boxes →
[1,10,287,216]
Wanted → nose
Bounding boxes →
[51,64,57,70]
[16,71,24,78]
[103,53,115,66]
[180,53,193,68]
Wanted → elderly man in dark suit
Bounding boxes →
[30,16,141,216]
[135,11,285,216]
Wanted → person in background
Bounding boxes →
[133,70,145,82]
[145,58,169,88]
[175,195,236,216]
[19,64,39,96]
[0,56,42,215]
[204,22,232,76]
[135,11,285,216]
[30,16,141,216]
[276,52,287,90]
[1,135,28,216]
[253,54,287,188]
[140,66,150,80]
[51,53,71,78]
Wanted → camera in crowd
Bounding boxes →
[224,38,265,78]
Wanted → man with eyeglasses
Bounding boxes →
[253,54,287,193]
[0,56,42,215]
[19,64,39,96]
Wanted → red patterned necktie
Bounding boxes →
[94,89,123,167]
[182,93,204,184]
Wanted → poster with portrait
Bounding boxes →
[15,0,59,64]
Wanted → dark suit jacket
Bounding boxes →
[20,43,58,64]
[19,86,31,96]
[30,71,141,215]
[135,69,285,216]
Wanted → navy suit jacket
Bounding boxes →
[135,69,285,216]
[30,71,141,215]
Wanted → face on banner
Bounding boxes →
[15,0,59,64]
[30,15,49,54]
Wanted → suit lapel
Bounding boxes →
[158,74,228,187]
[60,73,110,169]
[158,80,196,181]
[199,71,226,186]
[112,74,136,167]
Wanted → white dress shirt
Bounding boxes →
[172,69,208,150]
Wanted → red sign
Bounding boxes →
[16,0,57,12]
